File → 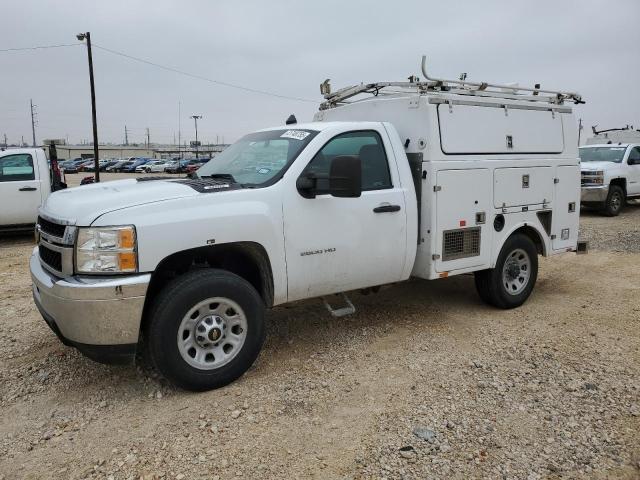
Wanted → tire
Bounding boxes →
[474,233,538,309]
[145,269,266,391]
[603,185,624,216]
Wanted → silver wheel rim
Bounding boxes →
[177,297,248,370]
[610,192,621,211]
[502,248,531,296]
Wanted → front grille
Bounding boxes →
[39,244,63,272]
[442,227,481,261]
[37,216,66,238]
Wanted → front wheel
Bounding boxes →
[474,233,538,309]
[603,185,624,216]
[145,269,266,391]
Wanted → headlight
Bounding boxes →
[75,226,138,274]
[583,171,604,185]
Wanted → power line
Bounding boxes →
[0,43,80,53]
[92,43,318,104]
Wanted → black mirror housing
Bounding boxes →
[329,155,361,198]
[296,174,317,199]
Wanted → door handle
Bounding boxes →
[19,187,37,191]
[373,204,401,213]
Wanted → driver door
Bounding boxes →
[282,129,407,302]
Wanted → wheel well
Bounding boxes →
[141,242,274,333]
[610,178,627,196]
[512,225,545,255]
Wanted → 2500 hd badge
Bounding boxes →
[300,247,336,257]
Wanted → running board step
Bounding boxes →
[322,293,356,317]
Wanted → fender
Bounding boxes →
[490,215,549,268]
[93,186,288,305]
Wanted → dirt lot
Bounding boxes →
[0,184,639,479]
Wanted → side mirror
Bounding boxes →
[329,155,361,198]
[296,174,317,198]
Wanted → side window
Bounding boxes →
[303,130,392,194]
[0,154,35,182]
[629,147,640,165]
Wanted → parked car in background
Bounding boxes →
[137,160,169,173]
[84,159,111,172]
[100,160,120,171]
[122,158,151,173]
[185,161,204,174]
[60,158,86,174]
[579,143,640,216]
[60,160,79,174]
[106,160,130,172]
[76,159,95,172]
[164,159,189,173]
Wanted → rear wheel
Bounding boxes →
[603,185,624,216]
[145,269,265,391]
[474,233,538,309]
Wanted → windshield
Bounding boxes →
[196,129,319,186]
[579,146,626,163]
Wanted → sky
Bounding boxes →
[1,0,639,146]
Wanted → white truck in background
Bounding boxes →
[579,143,640,216]
[0,146,66,233]
[30,58,585,391]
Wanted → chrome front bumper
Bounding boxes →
[30,248,150,347]
[581,185,609,203]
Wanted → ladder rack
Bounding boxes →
[320,55,583,110]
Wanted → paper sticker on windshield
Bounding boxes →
[281,130,310,141]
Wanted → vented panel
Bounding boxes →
[37,216,66,238]
[39,244,63,273]
[442,227,481,261]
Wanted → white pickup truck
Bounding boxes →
[579,143,640,215]
[0,146,66,233]
[30,62,584,391]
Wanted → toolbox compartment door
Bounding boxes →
[435,168,491,272]
[493,167,554,208]
[551,165,580,251]
[438,105,564,155]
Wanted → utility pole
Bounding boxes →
[146,128,150,149]
[30,99,37,147]
[178,101,181,157]
[125,125,129,146]
[190,115,202,159]
[3,133,7,147]
[76,31,100,182]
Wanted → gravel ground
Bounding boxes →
[0,199,638,480]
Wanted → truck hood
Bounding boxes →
[41,178,200,225]
[580,161,621,172]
